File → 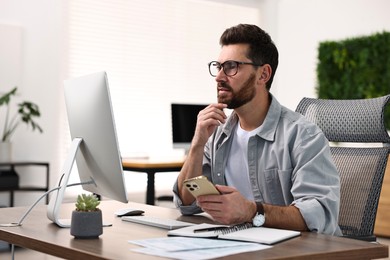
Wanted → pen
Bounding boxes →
[193,226,228,233]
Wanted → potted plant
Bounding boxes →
[70,193,103,239]
[0,87,43,162]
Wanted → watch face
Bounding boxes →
[253,213,265,227]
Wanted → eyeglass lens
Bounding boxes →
[209,61,239,77]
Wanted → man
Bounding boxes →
[173,24,341,236]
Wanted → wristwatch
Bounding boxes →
[252,202,265,227]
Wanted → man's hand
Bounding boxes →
[197,185,309,231]
[191,103,227,148]
[196,185,256,225]
[177,103,227,205]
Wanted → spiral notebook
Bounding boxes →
[167,223,300,245]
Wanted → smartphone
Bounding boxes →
[183,176,220,198]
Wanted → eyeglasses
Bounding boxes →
[208,60,263,77]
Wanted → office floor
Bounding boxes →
[0,192,389,260]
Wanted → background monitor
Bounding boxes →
[47,71,128,227]
[171,103,207,152]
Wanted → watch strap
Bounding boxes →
[256,202,264,215]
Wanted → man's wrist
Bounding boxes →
[252,202,266,227]
[249,201,257,221]
[249,201,264,220]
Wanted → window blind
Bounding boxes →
[61,0,260,192]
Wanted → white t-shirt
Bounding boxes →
[225,122,261,201]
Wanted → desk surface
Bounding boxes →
[0,201,388,260]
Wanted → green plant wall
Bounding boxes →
[316,31,390,129]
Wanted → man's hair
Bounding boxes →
[220,24,279,90]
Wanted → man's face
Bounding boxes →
[217,73,256,109]
[215,44,258,109]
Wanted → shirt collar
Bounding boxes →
[220,94,282,142]
[257,94,281,142]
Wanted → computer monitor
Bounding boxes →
[171,103,207,153]
[47,71,128,228]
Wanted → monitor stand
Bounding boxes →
[46,138,111,228]
[47,138,84,227]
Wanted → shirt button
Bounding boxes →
[217,173,221,177]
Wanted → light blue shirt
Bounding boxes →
[173,95,342,236]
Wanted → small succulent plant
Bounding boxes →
[75,193,100,212]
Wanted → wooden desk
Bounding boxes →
[122,158,184,205]
[0,201,388,259]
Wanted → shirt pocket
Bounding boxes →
[263,168,293,205]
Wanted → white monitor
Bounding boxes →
[47,71,128,227]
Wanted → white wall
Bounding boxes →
[272,0,390,110]
[0,0,64,206]
[0,0,389,206]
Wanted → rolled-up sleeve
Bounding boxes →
[291,128,342,236]
[173,145,213,215]
[172,181,201,215]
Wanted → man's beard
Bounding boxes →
[217,73,256,109]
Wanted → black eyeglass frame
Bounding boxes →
[208,60,264,77]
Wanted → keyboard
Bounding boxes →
[121,215,195,230]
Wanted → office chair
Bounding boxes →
[295,94,390,241]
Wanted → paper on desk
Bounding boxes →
[132,244,268,260]
[129,236,266,251]
[129,237,270,260]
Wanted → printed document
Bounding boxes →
[129,237,270,260]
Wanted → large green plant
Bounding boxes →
[316,31,390,129]
[0,87,43,142]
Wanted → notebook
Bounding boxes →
[167,223,301,245]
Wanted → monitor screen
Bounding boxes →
[47,71,128,227]
[171,103,207,152]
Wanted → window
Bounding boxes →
[66,0,260,156]
[62,0,260,192]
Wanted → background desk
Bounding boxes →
[122,158,184,205]
[0,201,388,259]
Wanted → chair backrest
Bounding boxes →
[295,95,390,241]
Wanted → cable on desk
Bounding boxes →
[1,173,95,259]
[0,178,95,227]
